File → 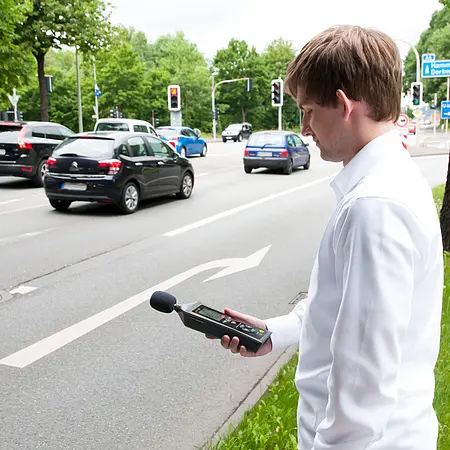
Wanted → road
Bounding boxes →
[0,140,447,450]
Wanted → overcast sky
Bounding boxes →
[109,0,442,62]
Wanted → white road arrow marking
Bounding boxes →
[0,245,271,368]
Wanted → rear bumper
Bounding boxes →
[44,174,122,203]
[0,163,36,178]
[243,157,289,169]
[222,135,238,140]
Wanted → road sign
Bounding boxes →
[7,90,20,107]
[396,114,409,127]
[441,101,450,120]
[412,109,423,118]
[422,59,450,78]
[422,53,435,62]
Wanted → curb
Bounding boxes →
[202,344,298,449]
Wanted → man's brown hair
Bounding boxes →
[285,25,402,122]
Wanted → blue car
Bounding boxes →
[243,130,310,175]
[156,126,207,157]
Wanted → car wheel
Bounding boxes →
[304,155,311,170]
[284,158,293,175]
[222,138,227,143]
[244,166,252,174]
[180,146,187,157]
[119,182,139,214]
[201,145,207,157]
[33,159,48,187]
[238,134,243,142]
[177,172,194,199]
[49,199,71,211]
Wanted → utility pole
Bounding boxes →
[76,47,83,133]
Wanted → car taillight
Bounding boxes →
[280,150,289,157]
[244,149,249,156]
[168,141,177,149]
[98,159,122,175]
[47,157,56,166]
[18,126,32,150]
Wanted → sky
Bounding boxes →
[109,0,443,62]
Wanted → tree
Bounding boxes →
[0,0,33,100]
[213,39,267,129]
[16,0,112,122]
[261,39,299,130]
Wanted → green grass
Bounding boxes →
[433,185,450,450]
[204,184,450,450]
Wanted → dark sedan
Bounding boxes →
[44,132,195,214]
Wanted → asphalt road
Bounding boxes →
[0,140,447,450]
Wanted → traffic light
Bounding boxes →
[212,105,220,121]
[17,111,23,121]
[271,79,283,107]
[110,108,117,118]
[411,82,423,107]
[168,85,181,111]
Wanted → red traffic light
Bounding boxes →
[170,87,178,96]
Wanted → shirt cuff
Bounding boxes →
[266,313,301,350]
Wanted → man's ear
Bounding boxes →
[336,89,354,121]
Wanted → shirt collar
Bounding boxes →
[330,129,406,202]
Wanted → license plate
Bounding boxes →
[258,151,272,157]
[61,182,87,191]
[0,149,5,156]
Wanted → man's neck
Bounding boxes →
[343,122,395,167]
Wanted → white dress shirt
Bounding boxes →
[266,129,443,450]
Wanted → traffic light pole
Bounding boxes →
[278,105,282,131]
[211,77,250,141]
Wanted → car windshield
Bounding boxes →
[157,128,178,138]
[53,137,115,158]
[96,122,129,132]
[226,125,241,131]
[247,133,284,147]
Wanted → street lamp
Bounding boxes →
[211,71,218,141]
[395,38,421,83]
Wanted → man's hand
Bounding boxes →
[206,308,273,357]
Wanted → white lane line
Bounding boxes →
[164,174,336,237]
[9,286,38,295]
[196,173,209,177]
[0,198,23,207]
[0,203,47,216]
[0,228,56,246]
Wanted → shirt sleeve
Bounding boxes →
[265,296,310,350]
[312,196,417,450]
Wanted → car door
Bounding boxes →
[127,135,162,197]
[286,135,300,166]
[179,129,195,155]
[188,128,203,154]
[146,136,181,193]
[292,134,309,165]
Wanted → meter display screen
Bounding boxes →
[195,306,224,322]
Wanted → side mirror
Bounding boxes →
[194,128,201,138]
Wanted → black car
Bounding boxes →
[0,121,75,186]
[44,132,195,214]
[221,123,252,143]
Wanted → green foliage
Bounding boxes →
[403,6,450,105]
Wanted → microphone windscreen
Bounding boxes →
[150,291,177,313]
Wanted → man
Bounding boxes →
[209,26,443,449]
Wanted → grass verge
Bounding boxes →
[205,184,450,450]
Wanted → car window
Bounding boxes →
[58,127,75,139]
[118,143,130,157]
[292,135,304,147]
[147,137,174,158]
[128,136,150,157]
[133,125,148,133]
[180,129,190,137]
[287,136,296,147]
[32,126,47,139]
[53,137,115,158]
[96,122,129,132]
[247,133,284,147]
[156,128,177,138]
